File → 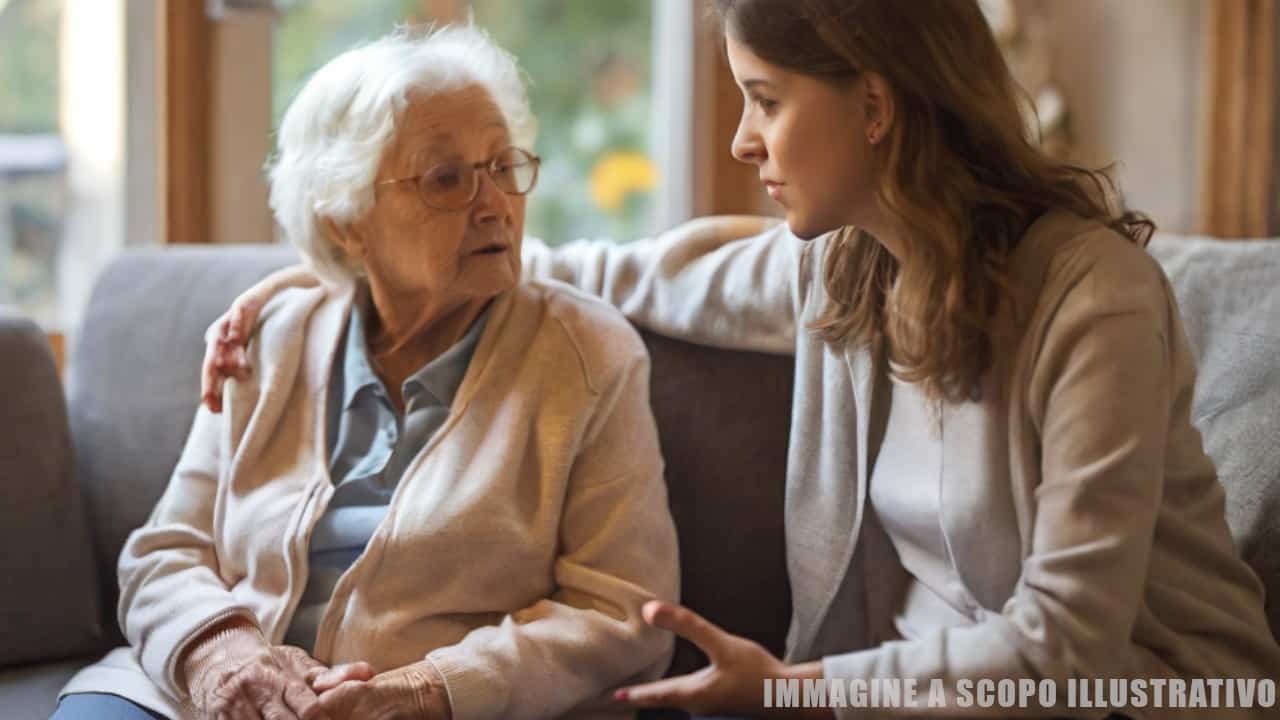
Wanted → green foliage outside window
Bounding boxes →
[273,0,427,129]
[273,0,655,246]
[475,0,654,245]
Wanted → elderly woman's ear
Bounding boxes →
[320,216,368,265]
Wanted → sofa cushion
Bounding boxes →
[0,308,103,667]
[68,245,299,642]
[641,332,793,675]
[1149,234,1280,638]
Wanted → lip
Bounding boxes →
[470,243,509,256]
[763,181,784,201]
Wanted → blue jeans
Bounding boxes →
[51,693,170,720]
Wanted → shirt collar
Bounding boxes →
[341,298,383,411]
[342,292,490,410]
[404,305,488,406]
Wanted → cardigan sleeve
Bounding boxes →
[425,348,680,720]
[116,405,257,700]
[822,290,1174,718]
[521,215,804,354]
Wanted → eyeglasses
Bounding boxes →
[375,146,541,211]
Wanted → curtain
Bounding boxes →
[1198,0,1278,238]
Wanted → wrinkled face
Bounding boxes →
[350,85,525,303]
[725,33,879,239]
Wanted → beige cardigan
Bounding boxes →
[523,211,1280,719]
[61,280,679,720]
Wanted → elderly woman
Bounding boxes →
[54,26,678,720]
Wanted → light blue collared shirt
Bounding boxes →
[283,297,488,652]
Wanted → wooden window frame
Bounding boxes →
[160,1,213,244]
[692,9,768,218]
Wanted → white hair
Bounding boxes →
[269,25,537,283]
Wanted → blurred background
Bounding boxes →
[2,0,688,335]
[0,0,1276,346]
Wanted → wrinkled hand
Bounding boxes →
[201,296,260,414]
[614,600,791,718]
[314,662,451,720]
[182,619,332,720]
[308,661,376,693]
[201,265,319,413]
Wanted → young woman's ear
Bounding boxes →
[862,72,896,145]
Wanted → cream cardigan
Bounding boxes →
[61,280,679,720]
[523,211,1280,719]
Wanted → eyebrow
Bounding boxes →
[741,79,777,92]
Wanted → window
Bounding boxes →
[272,0,669,245]
[273,0,428,129]
[0,0,64,327]
[0,0,696,334]
[472,0,656,244]
[0,0,151,338]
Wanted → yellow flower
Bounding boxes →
[589,151,657,212]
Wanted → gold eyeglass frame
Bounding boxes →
[374,146,542,211]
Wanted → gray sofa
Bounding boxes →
[1,234,1277,719]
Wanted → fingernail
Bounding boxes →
[614,689,629,702]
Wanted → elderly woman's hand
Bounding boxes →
[202,265,318,413]
[181,617,339,720]
[312,661,452,720]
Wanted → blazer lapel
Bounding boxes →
[788,340,885,661]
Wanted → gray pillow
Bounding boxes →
[0,307,103,666]
[1149,234,1280,639]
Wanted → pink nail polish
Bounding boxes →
[614,689,629,702]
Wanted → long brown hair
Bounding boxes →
[712,0,1155,403]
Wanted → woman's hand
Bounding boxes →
[201,265,319,413]
[181,618,332,720]
[313,661,452,720]
[615,600,829,719]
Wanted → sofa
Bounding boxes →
[1,232,1277,719]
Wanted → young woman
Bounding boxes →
[202,2,1280,718]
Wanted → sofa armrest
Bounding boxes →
[0,307,103,667]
